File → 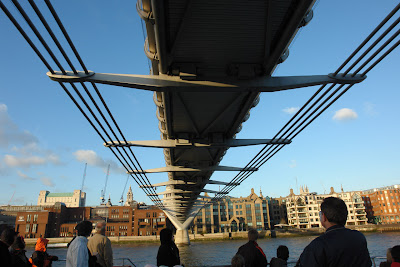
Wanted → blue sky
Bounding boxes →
[0,0,399,206]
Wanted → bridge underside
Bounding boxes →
[137,0,316,230]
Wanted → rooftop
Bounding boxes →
[47,192,74,197]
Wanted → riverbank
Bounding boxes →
[22,223,400,245]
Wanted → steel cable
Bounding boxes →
[1,1,164,207]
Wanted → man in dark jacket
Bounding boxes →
[236,229,268,267]
[10,236,31,267]
[297,197,372,267]
[0,227,17,267]
[157,228,180,267]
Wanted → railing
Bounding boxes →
[54,258,137,267]
[115,258,137,267]
[54,256,386,267]
[371,256,386,267]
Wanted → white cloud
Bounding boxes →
[3,153,60,168]
[283,107,300,115]
[0,103,38,148]
[332,108,358,121]
[289,160,297,168]
[74,150,124,174]
[17,170,35,181]
[4,155,46,167]
[41,177,55,187]
[0,103,62,170]
[74,150,105,166]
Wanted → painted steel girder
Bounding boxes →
[47,71,366,92]
[104,138,291,148]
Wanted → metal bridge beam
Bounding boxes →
[128,165,258,174]
[104,138,291,148]
[47,71,366,92]
[140,179,239,188]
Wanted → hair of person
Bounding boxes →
[248,229,259,241]
[75,221,93,237]
[320,197,348,226]
[94,221,106,234]
[160,228,173,245]
[11,236,26,250]
[391,245,400,263]
[277,245,289,260]
[231,254,245,267]
[0,228,17,246]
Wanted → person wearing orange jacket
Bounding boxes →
[29,237,58,267]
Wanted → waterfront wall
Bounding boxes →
[22,223,400,245]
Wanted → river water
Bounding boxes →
[25,232,399,267]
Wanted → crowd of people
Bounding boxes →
[231,197,399,267]
[0,196,399,267]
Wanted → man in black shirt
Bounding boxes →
[236,229,268,267]
[297,197,371,267]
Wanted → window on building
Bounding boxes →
[26,215,31,222]
[25,224,30,232]
[32,224,37,233]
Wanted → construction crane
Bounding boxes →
[100,164,110,204]
[119,174,130,205]
[81,163,87,192]
[8,190,16,206]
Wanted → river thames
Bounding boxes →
[26,232,399,266]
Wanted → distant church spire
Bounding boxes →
[124,186,137,207]
[259,187,263,198]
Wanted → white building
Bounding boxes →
[286,186,367,228]
[37,190,86,207]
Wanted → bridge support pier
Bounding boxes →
[175,228,190,246]
[163,208,200,245]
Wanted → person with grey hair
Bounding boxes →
[236,229,267,267]
[87,222,113,267]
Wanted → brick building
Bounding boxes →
[362,184,400,224]
[15,203,79,238]
[133,207,167,236]
[15,203,168,238]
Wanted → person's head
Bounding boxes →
[75,221,93,237]
[94,221,106,235]
[320,197,348,228]
[248,229,258,241]
[11,236,26,250]
[277,245,289,261]
[391,245,400,263]
[0,228,17,247]
[35,237,48,252]
[231,254,245,267]
[160,228,173,245]
[386,248,393,263]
